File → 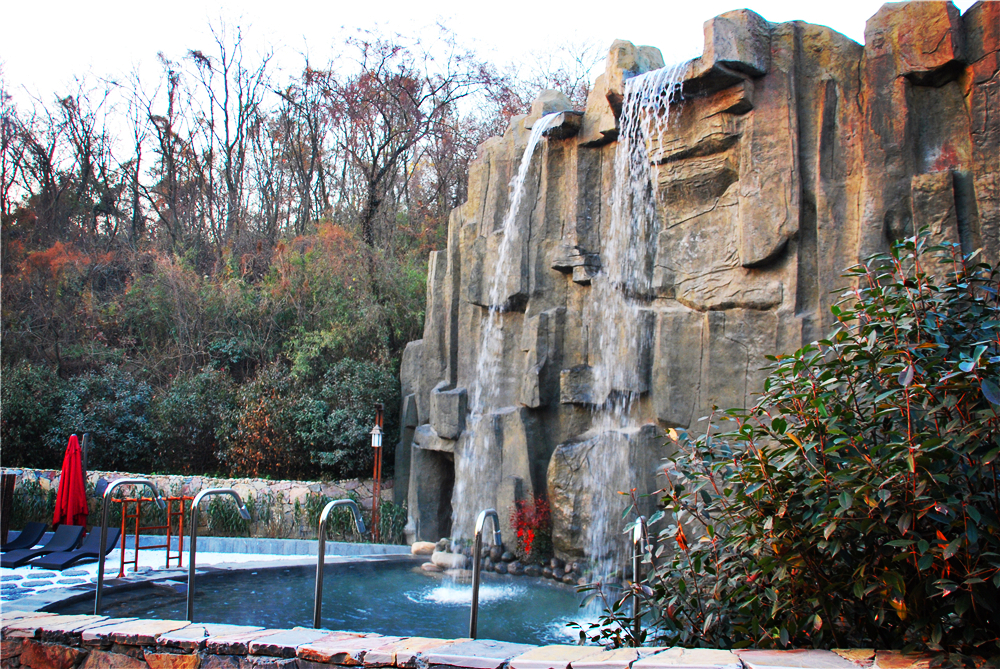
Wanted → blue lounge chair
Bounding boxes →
[1,522,46,553]
[29,528,121,571]
[0,525,84,568]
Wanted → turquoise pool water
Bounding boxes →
[52,561,589,645]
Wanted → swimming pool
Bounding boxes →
[50,560,590,645]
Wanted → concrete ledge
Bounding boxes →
[0,612,943,669]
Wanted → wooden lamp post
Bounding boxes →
[370,403,384,543]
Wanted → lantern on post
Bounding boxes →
[370,403,384,543]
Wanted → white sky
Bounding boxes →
[1,0,981,101]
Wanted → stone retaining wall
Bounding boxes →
[1,611,931,669]
[5,468,395,540]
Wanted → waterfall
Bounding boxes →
[584,63,686,580]
[451,111,563,541]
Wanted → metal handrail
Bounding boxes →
[470,509,502,639]
[313,499,366,628]
[186,488,250,621]
[631,516,647,640]
[94,478,165,614]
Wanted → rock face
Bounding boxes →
[399,2,1000,559]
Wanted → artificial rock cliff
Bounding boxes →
[397,1,1000,560]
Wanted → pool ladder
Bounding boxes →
[470,508,502,639]
[186,489,251,621]
[313,499,366,628]
[95,478,166,615]
[631,516,647,641]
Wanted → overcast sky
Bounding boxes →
[2,0,981,100]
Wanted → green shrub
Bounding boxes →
[300,358,400,479]
[636,235,1000,653]
[150,368,235,474]
[0,363,68,468]
[45,365,154,472]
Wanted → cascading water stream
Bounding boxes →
[450,111,563,542]
[584,63,686,582]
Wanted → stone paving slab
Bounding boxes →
[1,612,61,638]
[737,650,858,669]
[365,636,456,667]
[572,648,663,669]
[509,644,599,669]
[0,610,56,631]
[86,618,190,646]
[297,631,395,664]
[77,617,141,646]
[425,639,538,669]
[249,627,332,658]
[873,652,934,669]
[204,627,286,655]
[633,648,740,669]
[158,623,266,652]
[36,614,110,643]
[833,650,874,668]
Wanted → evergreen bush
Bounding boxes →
[636,235,999,653]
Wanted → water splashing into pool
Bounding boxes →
[584,63,687,580]
[452,111,563,541]
[414,582,528,605]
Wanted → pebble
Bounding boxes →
[550,557,564,570]
[56,578,86,585]
[500,551,516,562]
[524,564,542,577]
[489,546,503,562]
[542,566,553,578]
[553,568,565,580]
[23,579,53,586]
[421,562,442,573]
[508,561,524,576]
[1,575,23,581]
[562,574,576,585]
[494,562,508,575]
[63,569,90,576]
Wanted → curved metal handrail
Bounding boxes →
[94,478,166,614]
[631,516,648,640]
[186,488,250,621]
[313,499,366,628]
[470,508,502,639]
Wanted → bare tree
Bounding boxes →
[187,23,272,257]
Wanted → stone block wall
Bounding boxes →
[4,469,394,540]
[398,1,1000,557]
[1,611,936,669]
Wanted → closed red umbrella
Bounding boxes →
[53,435,89,528]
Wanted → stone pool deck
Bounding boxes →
[0,611,936,669]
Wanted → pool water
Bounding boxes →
[53,561,590,645]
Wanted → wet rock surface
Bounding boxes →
[394,1,1000,561]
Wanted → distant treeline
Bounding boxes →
[0,25,600,479]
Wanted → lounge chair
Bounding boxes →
[0,522,47,553]
[0,525,84,568]
[29,528,121,571]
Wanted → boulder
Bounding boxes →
[431,551,467,570]
[410,541,436,556]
